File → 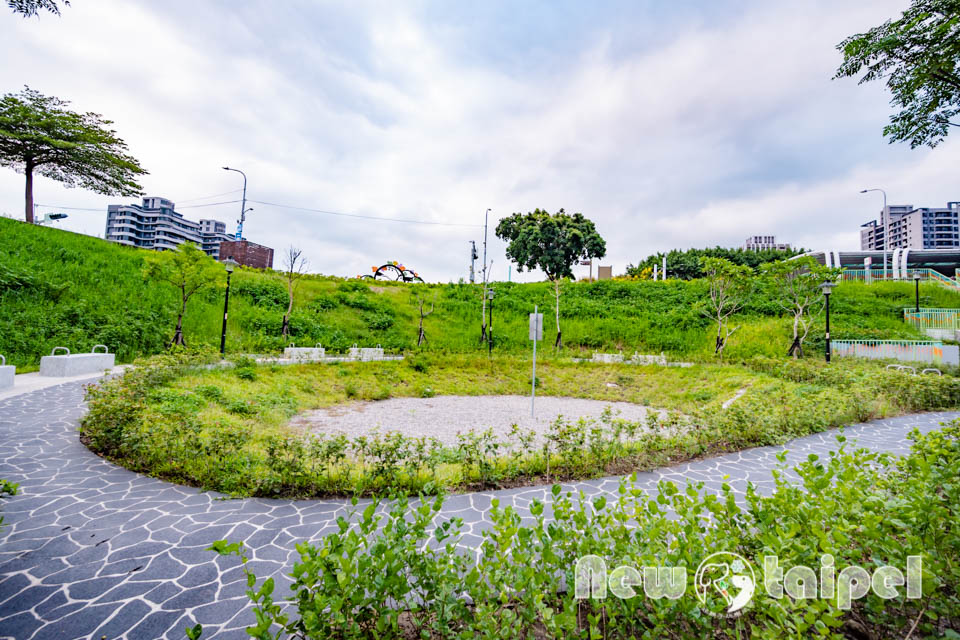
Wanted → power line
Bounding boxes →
[176,188,243,204]
[247,199,483,228]
[37,198,483,228]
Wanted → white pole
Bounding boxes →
[531,304,537,418]
[661,256,667,281]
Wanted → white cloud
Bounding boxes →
[2,0,951,284]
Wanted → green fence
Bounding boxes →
[832,339,945,363]
[903,309,960,330]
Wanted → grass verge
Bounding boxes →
[79,351,960,498]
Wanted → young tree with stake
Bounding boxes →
[281,246,308,339]
[761,257,838,358]
[0,87,146,223]
[142,243,221,347]
[700,257,752,358]
[496,208,605,348]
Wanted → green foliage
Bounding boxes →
[7,0,68,18]
[495,208,606,280]
[142,242,223,346]
[82,353,960,499]
[835,0,960,148]
[0,86,146,221]
[0,478,18,532]
[3,218,960,368]
[627,246,804,280]
[197,424,959,638]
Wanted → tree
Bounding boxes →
[0,87,146,223]
[761,257,838,358]
[280,246,308,339]
[835,0,960,148]
[415,292,435,347]
[626,246,804,280]
[496,208,606,348]
[700,257,753,358]
[7,0,68,17]
[143,243,221,347]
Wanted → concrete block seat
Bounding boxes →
[283,344,326,362]
[39,346,115,377]
[0,355,13,390]
[592,353,624,364]
[348,344,385,361]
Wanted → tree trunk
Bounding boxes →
[171,294,187,346]
[283,281,294,338]
[789,314,801,359]
[281,314,290,338]
[24,161,34,224]
[554,279,562,349]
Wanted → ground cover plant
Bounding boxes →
[3,218,959,370]
[194,423,960,639]
[80,351,960,498]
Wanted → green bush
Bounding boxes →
[199,424,959,639]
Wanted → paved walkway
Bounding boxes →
[0,380,955,640]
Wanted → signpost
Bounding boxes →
[529,306,543,417]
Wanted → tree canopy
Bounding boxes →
[0,87,147,222]
[495,208,606,281]
[7,0,67,17]
[626,246,804,280]
[835,0,960,148]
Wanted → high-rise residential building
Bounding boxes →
[860,202,960,250]
[742,235,791,251]
[105,196,265,262]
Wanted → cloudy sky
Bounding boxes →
[2,0,957,282]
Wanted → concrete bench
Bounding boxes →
[347,344,385,361]
[631,352,668,365]
[283,344,326,362]
[592,353,624,364]
[39,346,115,377]
[0,355,13,390]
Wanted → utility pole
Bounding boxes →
[223,166,249,240]
[480,208,491,343]
[469,241,478,283]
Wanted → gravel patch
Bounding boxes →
[292,395,664,446]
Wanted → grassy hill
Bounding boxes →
[2,216,958,368]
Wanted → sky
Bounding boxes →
[1,0,958,283]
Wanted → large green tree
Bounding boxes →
[700,257,753,358]
[8,0,68,17]
[496,208,606,347]
[835,0,960,148]
[143,243,222,347]
[0,87,146,223]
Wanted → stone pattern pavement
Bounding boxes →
[0,380,955,639]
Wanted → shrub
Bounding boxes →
[201,424,959,639]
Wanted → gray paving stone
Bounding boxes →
[0,380,955,639]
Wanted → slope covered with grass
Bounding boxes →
[2,216,959,368]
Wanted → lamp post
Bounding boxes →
[486,289,495,356]
[860,188,887,279]
[914,271,921,312]
[223,166,248,240]
[220,256,238,355]
[820,280,836,362]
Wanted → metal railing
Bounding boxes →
[903,309,960,330]
[838,268,934,282]
[832,339,944,364]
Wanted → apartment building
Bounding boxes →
[105,196,251,261]
[860,202,960,250]
[742,235,791,251]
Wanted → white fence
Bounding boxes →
[831,339,945,364]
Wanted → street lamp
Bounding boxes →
[914,271,921,312]
[820,280,836,362]
[860,188,888,279]
[486,289,496,356]
[220,256,238,355]
[223,166,248,240]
